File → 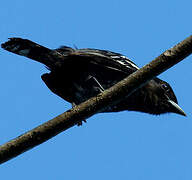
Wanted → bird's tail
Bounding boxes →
[1,38,64,69]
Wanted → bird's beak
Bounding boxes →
[168,100,186,116]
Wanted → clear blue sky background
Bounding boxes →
[0,0,192,179]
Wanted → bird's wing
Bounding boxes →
[79,48,139,71]
[54,48,140,75]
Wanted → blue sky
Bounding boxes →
[0,0,192,179]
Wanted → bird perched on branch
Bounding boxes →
[1,38,186,124]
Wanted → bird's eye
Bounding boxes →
[161,84,169,91]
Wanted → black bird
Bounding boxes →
[1,38,186,121]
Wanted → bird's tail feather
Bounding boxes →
[1,38,63,68]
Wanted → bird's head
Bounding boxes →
[144,78,186,116]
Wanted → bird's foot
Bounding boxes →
[77,119,87,126]
[72,102,87,126]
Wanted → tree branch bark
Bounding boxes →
[0,35,192,164]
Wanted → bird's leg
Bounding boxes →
[71,102,87,126]
[71,102,76,108]
[72,76,105,126]
[85,75,105,93]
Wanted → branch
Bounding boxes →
[0,35,192,164]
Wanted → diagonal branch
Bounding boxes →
[0,35,192,164]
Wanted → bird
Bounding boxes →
[1,37,186,124]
